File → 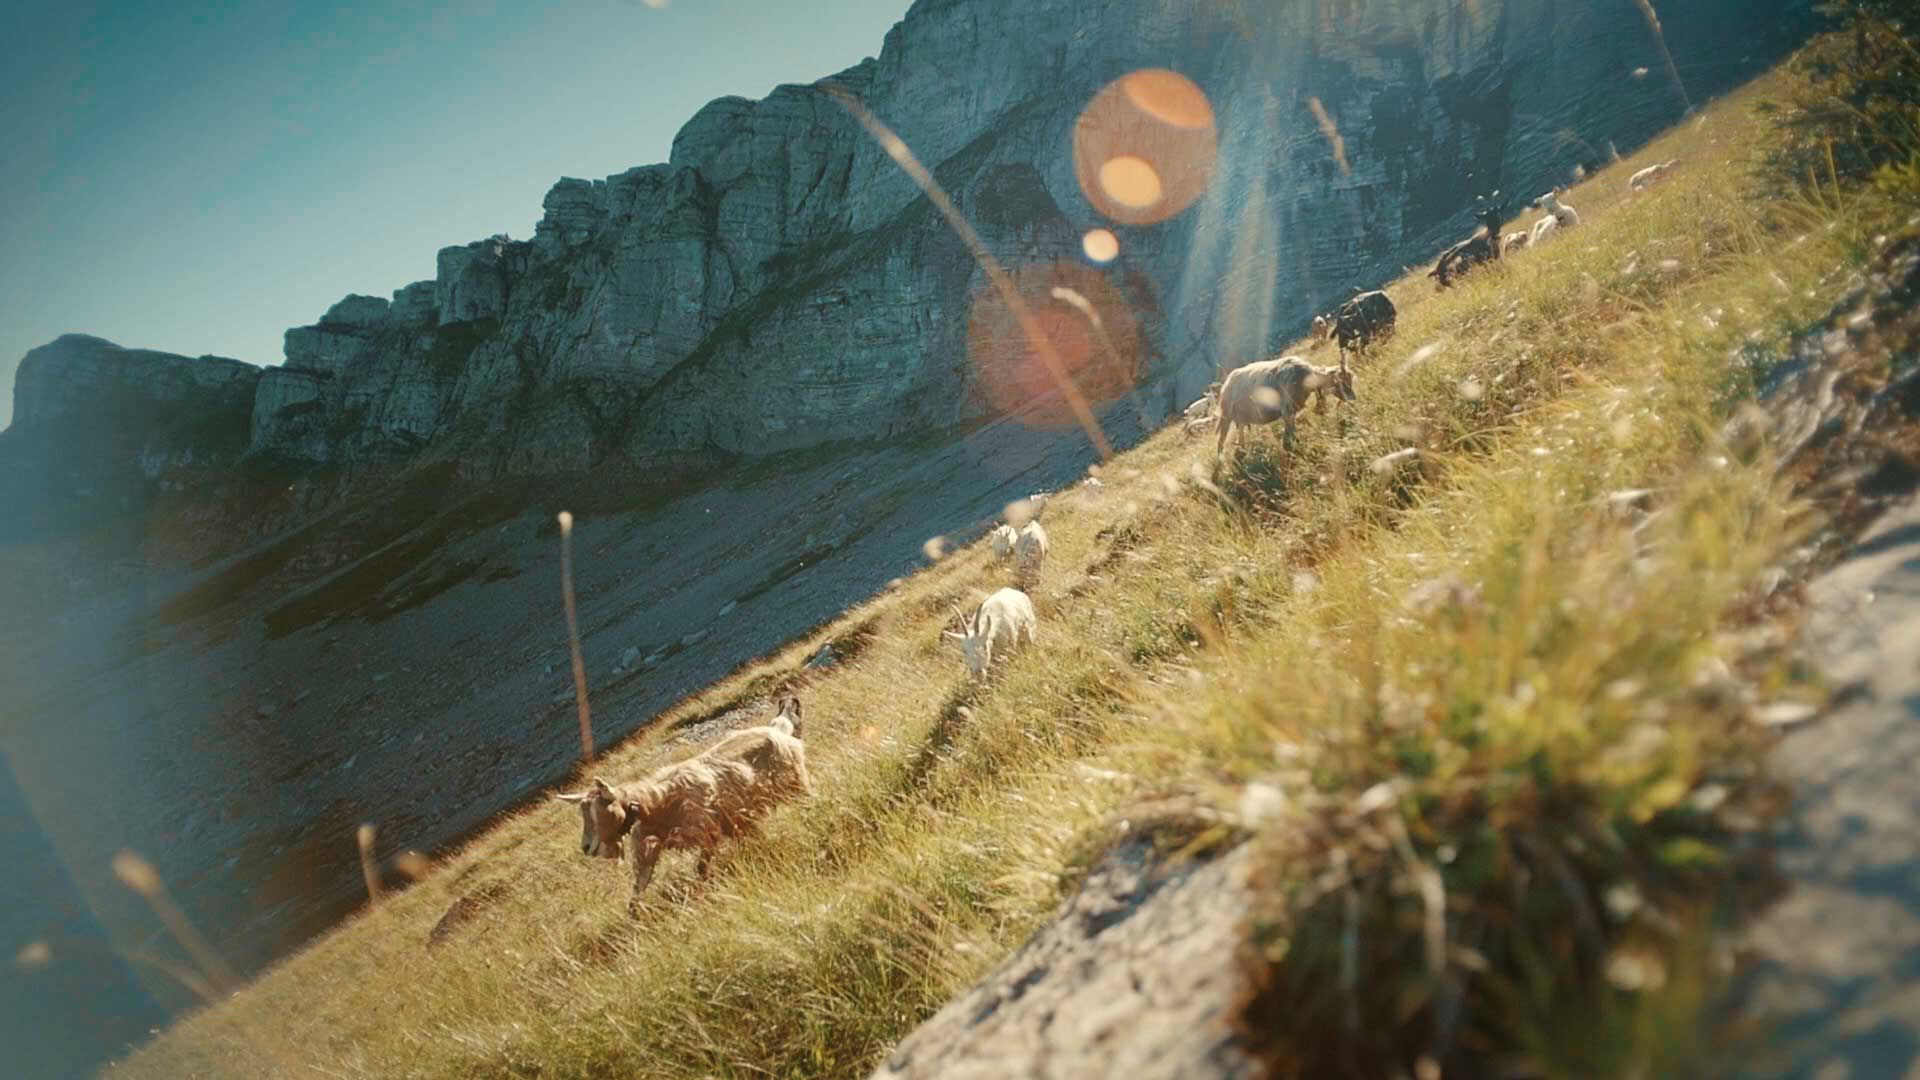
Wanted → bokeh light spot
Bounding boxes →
[1121,69,1215,129]
[15,940,51,971]
[1082,228,1120,264]
[1074,69,1217,226]
[966,262,1147,431]
[1098,156,1163,209]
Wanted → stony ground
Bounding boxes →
[1739,496,1920,1078]
[872,809,1258,1080]
[1730,226,1920,1077]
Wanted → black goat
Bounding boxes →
[1313,288,1398,361]
[1428,193,1512,290]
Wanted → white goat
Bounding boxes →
[988,524,1018,561]
[1014,520,1049,586]
[1502,229,1532,256]
[1183,386,1219,422]
[945,587,1038,681]
[1529,190,1580,246]
[1628,159,1679,193]
[1214,355,1354,457]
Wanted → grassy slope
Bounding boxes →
[113,55,1905,1079]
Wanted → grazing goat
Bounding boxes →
[1214,355,1354,457]
[946,587,1038,681]
[989,524,1018,561]
[554,722,812,912]
[1014,520,1049,586]
[1529,190,1580,246]
[1628,159,1679,193]
[1314,289,1397,362]
[1429,194,1512,289]
[1502,229,1532,256]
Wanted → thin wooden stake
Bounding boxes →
[357,823,383,906]
[558,511,594,763]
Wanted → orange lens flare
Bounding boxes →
[1121,68,1215,130]
[1074,69,1216,226]
[1098,156,1164,210]
[1082,228,1119,263]
[967,262,1144,431]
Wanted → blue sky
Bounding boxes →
[0,0,913,427]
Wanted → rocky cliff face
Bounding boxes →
[5,0,1810,507]
[0,335,261,542]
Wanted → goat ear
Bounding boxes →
[943,630,965,642]
[554,791,589,804]
[591,776,615,798]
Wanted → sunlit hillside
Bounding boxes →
[110,25,1920,1080]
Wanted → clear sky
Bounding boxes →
[0,0,914,427]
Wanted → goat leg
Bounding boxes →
[628,837,663,915]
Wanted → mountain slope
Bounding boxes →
[0,0,1820,1069]
[106,45,1920,1077]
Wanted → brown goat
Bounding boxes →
[555,722,812,913]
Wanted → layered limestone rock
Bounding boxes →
[7,0,1814,487]
[250,278,471,470]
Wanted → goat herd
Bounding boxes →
[551,164,1679,915]
[1184,161,1683,455]
[555,500,1054,914]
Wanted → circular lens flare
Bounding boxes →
[1121,69,1215,130]
[1074,69,1217,226]
[1098,156,1164,209]
[966,262,1147,431]
[1082,228,1120,263]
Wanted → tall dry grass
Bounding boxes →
[108,46,1916,1080]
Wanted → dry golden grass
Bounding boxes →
[110,53,1911,1079]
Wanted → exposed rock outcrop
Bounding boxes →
[6,334,261,460]
[874,824,1260,1080]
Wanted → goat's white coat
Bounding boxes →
[946,587,1038,680]
[1628,159,1679,192]
[1529,191,1580,245]
[989,524,1018,560]
[1014,520,1049,584]
[1213,356,1354,456]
